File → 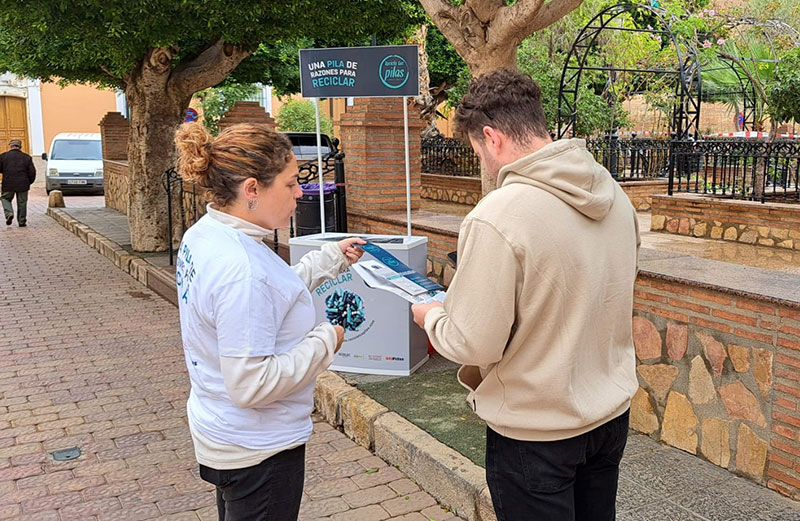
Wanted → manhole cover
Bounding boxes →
[50,447,80,461]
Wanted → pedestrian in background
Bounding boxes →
[412,69,640,521]
[1,139,36,227]
[174,122,364,521]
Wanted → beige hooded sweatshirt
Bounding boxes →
[424,138,640,441]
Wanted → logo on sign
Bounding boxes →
[379,55,410,89]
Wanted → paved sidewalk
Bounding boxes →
[1,189,465,520]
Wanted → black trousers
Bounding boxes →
[486,409,630,521]
[199,444,305,521]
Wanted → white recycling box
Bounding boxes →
[289,232,430,376]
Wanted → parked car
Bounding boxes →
[42,133,104,194]
[282,131,333,164]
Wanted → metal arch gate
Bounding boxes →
[556,3,702,140]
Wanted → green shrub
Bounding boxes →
[276,99,334,136]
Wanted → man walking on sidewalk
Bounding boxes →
[1,139,36,227]
[412,69,640,521]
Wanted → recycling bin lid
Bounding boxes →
[300,182,337,195]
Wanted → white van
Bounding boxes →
[42,133,104,194]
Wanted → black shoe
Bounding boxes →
[18,223,26,227]
[5,215,11,225]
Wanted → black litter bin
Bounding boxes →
[295,182,336,236]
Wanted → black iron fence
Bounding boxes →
[586,135,670,180]
[422,134,670,180]
[421,136,481,177]
[669,138,800,203]
[163,143,349,265]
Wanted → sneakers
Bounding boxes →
[5,215,11,225]
[18,223,26,227]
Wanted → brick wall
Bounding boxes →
[651,194,800,251]
[104,160,129,215]
[338,98,424,212]
[218,101,276,131]
[99,112,129,161]
[631,271,800,498]
[619,180,669,211]
[421,174,481,205]
[347,210,458,286]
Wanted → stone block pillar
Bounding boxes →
[218,101,276,131]
[99,112,129,160]
[338,98,424,212]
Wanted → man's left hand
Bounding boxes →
[411,302,443,329]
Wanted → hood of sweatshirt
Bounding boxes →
[496,138,616,221]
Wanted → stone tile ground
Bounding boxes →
[0,189,464,520]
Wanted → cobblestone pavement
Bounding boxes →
[0,189,464,520]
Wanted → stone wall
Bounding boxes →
[631,271,800,497]
[619,180,670,211]
[347,210,458,287]
[104,160,129,215]
[421,174,481,205]
[651,194,800,251]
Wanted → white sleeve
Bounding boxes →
[214,277,282,357]
[220,322,338,408]
[291,242,349,290]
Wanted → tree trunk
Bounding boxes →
[121,42,253,252]
[408,25,442,139]
[466,45,518,77]
[126,89,190,252]
[419,0,585,196]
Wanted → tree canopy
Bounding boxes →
[0,1,418,90]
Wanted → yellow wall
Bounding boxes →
[40,82,117,152]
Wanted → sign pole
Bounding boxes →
[313,97,326,236]
[403,97,411,237]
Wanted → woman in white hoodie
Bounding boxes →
[174,122,364,521]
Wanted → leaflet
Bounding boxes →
[353,242,446,304]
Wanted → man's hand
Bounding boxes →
[333,325,345,353]
[411,302,443,329]
[338,237,366,265]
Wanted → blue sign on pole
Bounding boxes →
[299,45,419,98]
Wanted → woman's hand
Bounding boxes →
[338,237,366,265]
[333,325,345,353]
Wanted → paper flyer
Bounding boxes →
[353,242,446,305]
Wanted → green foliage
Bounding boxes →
[0,0,418,89]
[426,24,467,89]
[276,99,333,136]
[196,84,261,135]
[767,48,800,125]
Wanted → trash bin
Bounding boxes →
[295,182,336,236]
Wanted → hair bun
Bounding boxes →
[174,122,213,183]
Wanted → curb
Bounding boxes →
[48,207,496,521]
[314,371,495,521]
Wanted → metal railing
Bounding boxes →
[421,136,481,177]
[163,141,349,265]
[586,134,670,180]
[669,138,800,203]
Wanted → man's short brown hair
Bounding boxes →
[453,69,549,144]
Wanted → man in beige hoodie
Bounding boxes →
[412,69,640,521]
